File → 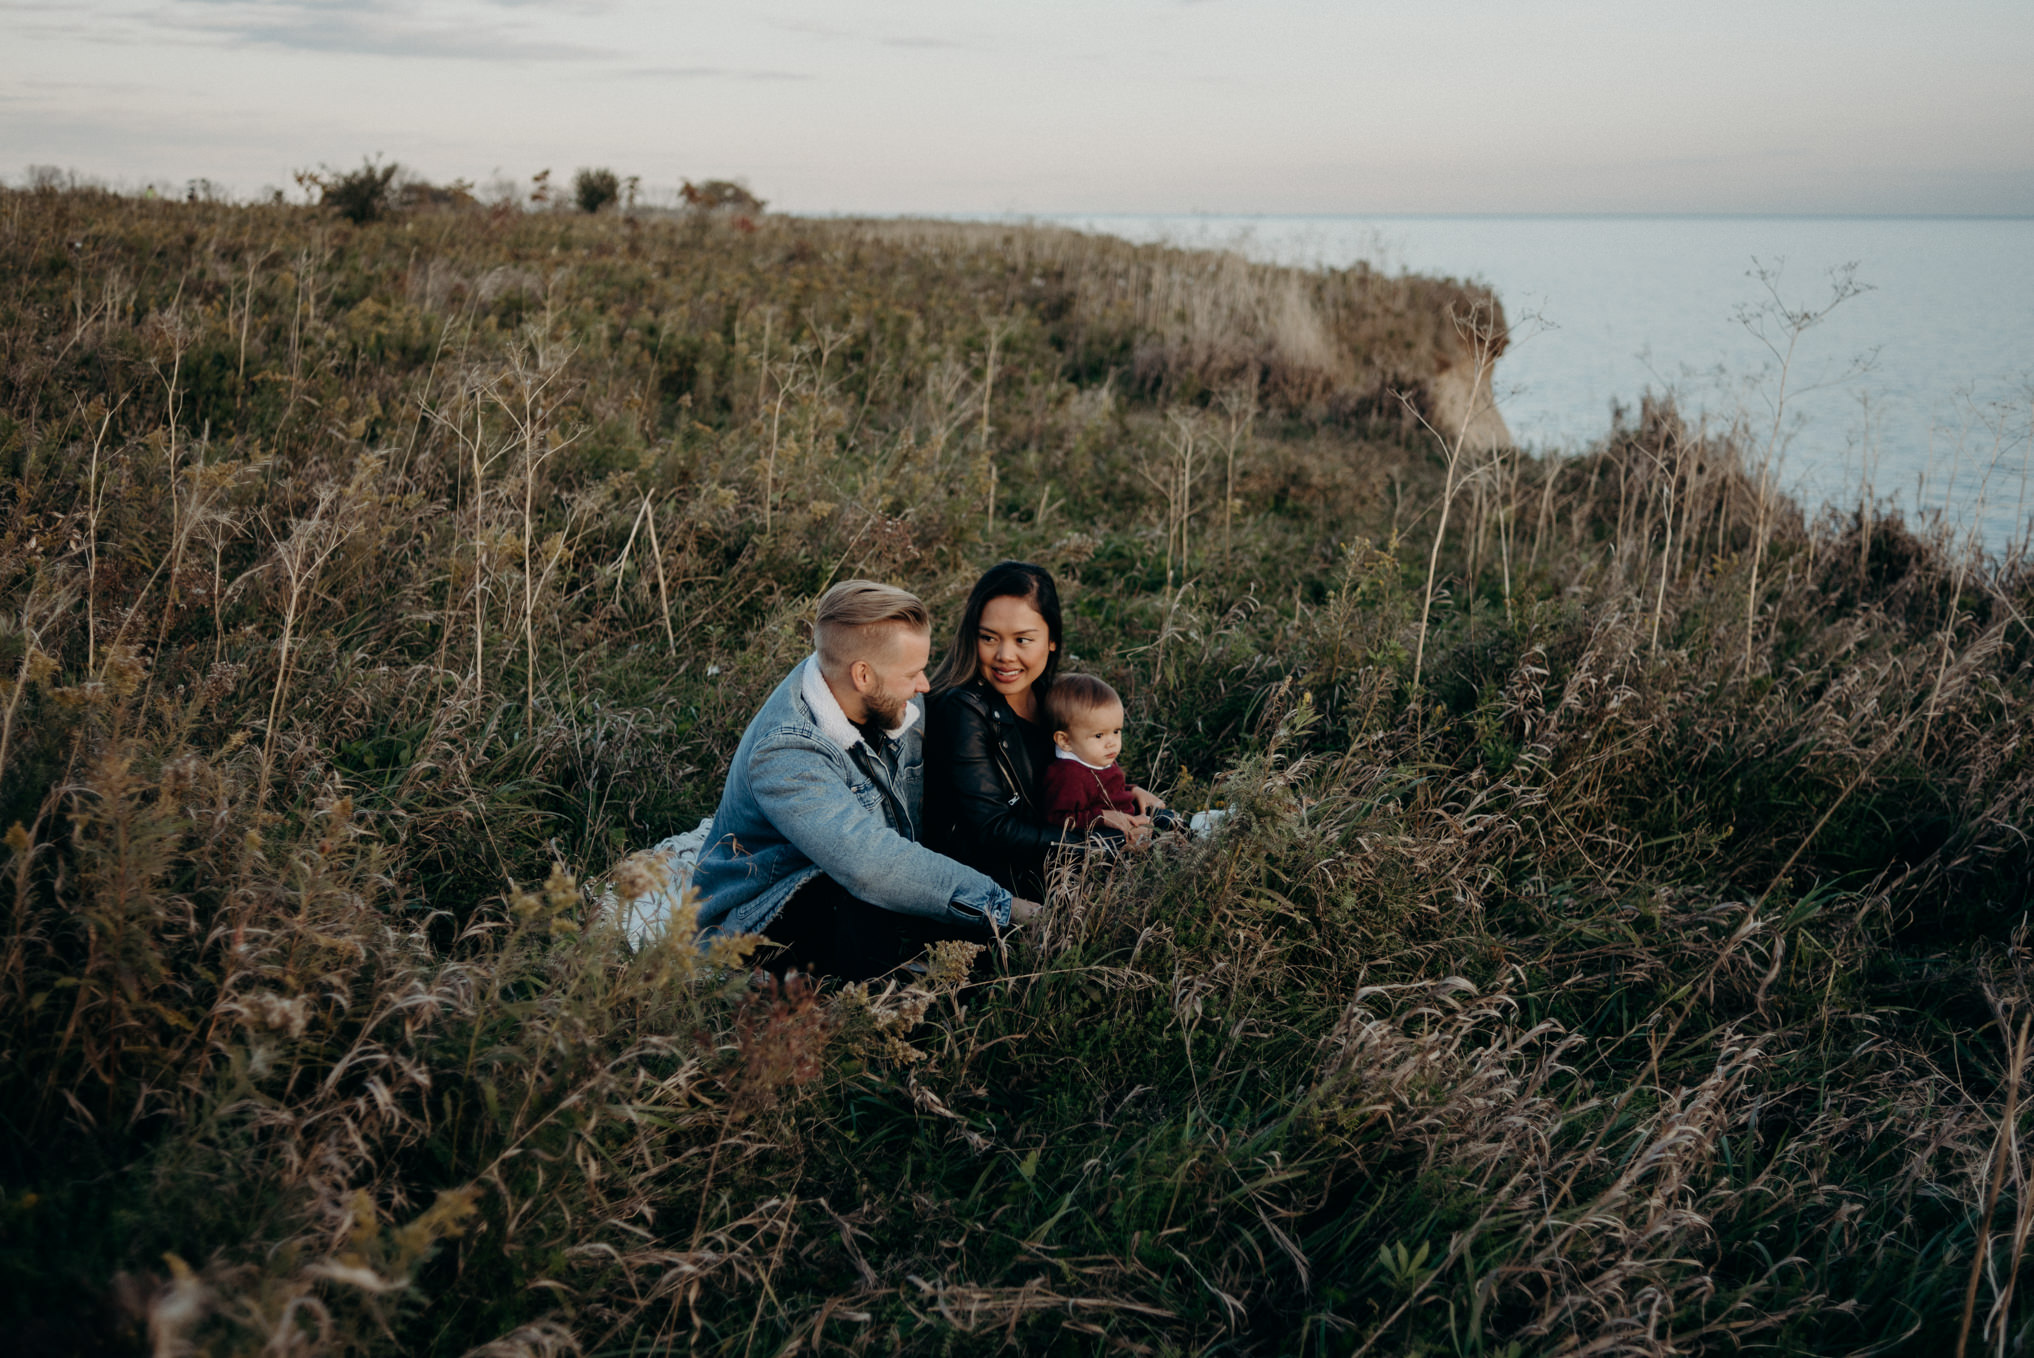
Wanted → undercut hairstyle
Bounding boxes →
[930,560,1065,694]
[814,580,931,677]
[1040,673,1120,735]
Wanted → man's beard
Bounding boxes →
[862,682,907,732]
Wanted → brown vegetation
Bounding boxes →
[0,184,2030,1356]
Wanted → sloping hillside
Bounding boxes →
[1,189,2030,1356]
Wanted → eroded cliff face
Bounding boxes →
[1424,320,1514,453]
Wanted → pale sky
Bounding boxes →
[4,0,2031,214]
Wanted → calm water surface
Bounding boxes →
[1037,214,2034,552]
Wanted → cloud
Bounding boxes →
[770,18,966,51]
[0,1,139,42]
[9,0,613,62]
[182,1,610,61]
[609,65,815,82]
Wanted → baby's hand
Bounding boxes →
[1097,809,1154,848]
[1130,786,1166,816]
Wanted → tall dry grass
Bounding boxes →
[1,184,2031,1355]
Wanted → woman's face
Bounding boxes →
[975,594,1056,707]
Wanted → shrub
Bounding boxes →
[680,177,765,213]
[315,158,399,224]
[396,176,477,211]
[573,167,621,214]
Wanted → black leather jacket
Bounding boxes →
[925,682,1102,895]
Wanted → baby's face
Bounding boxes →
[1056,700,1125,767]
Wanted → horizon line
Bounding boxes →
[922,209,2034,223]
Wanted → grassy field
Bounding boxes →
[2,185,2031,1356]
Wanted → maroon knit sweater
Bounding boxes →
[1040,757,1139,829]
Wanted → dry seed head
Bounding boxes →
[50,682,107,710]
[102,643,145,697]
[544,864,578,912]
[390,1187,479,1266]
[341,1189,377,1250]
[306,1258,409,1294]
[243,1041,278,1080]
[463,1320,583,1358]
[147,1253,209,1358]
[243,990,310,1037]
[923,940,983,990]
[831,978,935,1065]
[610,851,671,904]
[701,929,757,970]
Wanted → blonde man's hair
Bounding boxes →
[814,580,931,676]
[1040,673,1120,733]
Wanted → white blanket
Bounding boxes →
[601,815,716,951]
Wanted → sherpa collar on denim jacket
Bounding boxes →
[798,653,919,752]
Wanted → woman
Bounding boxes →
[925,561,1155,896]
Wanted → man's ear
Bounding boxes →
[849,658,874,693]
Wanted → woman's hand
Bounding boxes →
[1009,896,1044,925]
[1097,809,1154,848]
[1130,786,1166,816]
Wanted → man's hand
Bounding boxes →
[1096,809,1154,847]
[1009,896,1044,925]
[1130,786,1166,816]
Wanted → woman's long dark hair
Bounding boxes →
[930,560,1064,695]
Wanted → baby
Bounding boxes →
[1039,674,1178,833]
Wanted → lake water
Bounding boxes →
[1036,214,2034,554]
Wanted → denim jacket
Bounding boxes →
[692,656,1014,941]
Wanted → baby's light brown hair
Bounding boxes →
[1040,672,1120,734]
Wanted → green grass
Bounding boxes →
[1,185,2031,1356]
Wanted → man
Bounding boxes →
[692,580,1040,979]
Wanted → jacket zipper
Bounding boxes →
[855,740,915,839]
[992,717,1031,811]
